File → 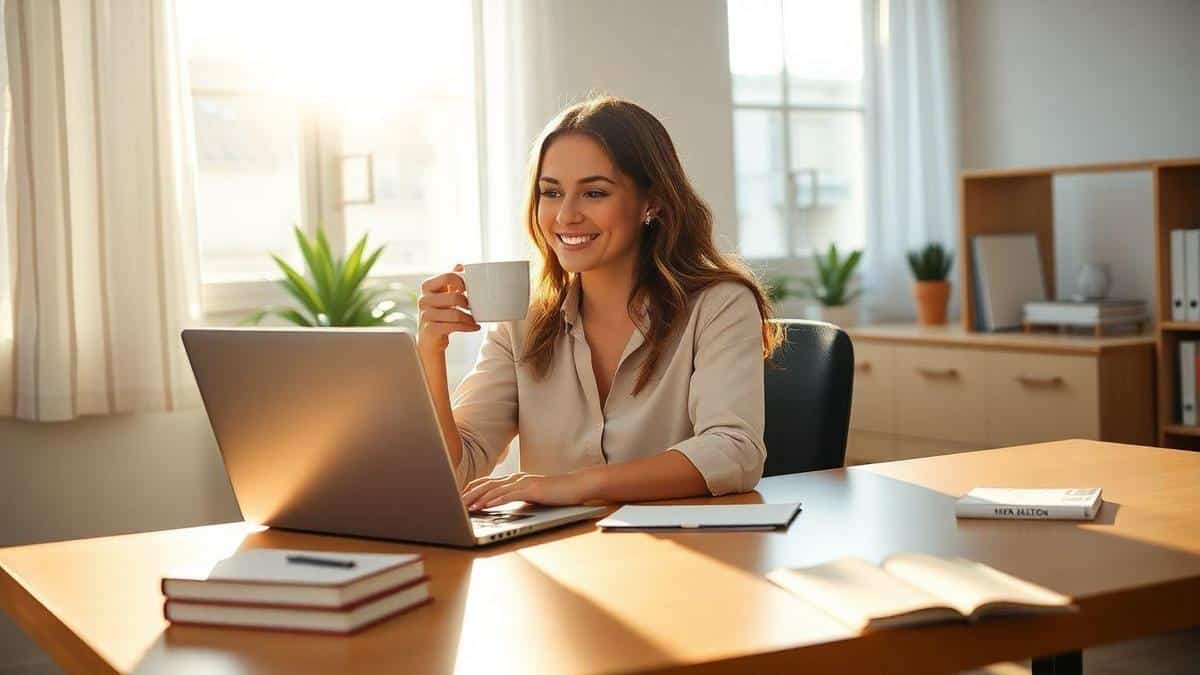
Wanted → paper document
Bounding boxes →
[597,503,801,531]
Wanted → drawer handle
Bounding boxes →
[1015,375,1065,388]
[855,361,872,372]
[916,367,959,379]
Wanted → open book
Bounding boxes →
[767,554,1076,633]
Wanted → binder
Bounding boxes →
[1172,229,1187,321]
[1181,341,1197,426]
[1187,230,1200,321]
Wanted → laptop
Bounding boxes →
[181,328,605,547]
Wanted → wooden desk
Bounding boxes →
[3,440,1199,674]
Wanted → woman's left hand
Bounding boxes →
[462,471,595,511]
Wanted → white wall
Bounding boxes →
[957,0,1200,309]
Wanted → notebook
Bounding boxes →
[162,549,424,608]
[767,554,1075,633]
[596,503,801,531]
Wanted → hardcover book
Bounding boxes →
[955,488,1103,520]
[162,549,425,608]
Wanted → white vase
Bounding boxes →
[1075,263,1111,300]
[804,302,858,328]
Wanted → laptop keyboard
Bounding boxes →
[470,511,535,531]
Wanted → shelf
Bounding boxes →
[1160,322,1200,331]
[1164,424,1200,438]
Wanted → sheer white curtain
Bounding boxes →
[864,0,959,321]
[1,0,201,421]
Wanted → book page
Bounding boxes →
[882,554,1073,618]
[767,557,958,632]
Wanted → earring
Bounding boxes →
[643,212,656,227]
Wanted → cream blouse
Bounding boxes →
[449,276,767,496]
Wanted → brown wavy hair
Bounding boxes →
[520,96,785,394]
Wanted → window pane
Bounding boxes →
[191,94,302,282]
[727,0,783,105]
[181,0,481,282]
[782,0,864,105]
[733,110,788,258]
[788,111,865,253]
[342,103,482,274]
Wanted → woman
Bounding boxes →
[416,96,784,511]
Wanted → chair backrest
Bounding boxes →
[762,320,854,477]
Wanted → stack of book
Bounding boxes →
[162,549,430,634]
[1022,299,1147,330]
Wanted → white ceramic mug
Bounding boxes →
[462,260,531,322]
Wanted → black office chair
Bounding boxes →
[762,319,854,477]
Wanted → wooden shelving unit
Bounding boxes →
[958,157,1200,450]
[1153,160,1200,449]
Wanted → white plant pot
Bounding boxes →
[803,302,858,328]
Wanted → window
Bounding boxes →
[727,0,867,260]
[180,0,483,297]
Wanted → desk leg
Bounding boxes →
[1032,650,1082,675]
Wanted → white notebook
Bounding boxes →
[955,487,1103,520]
[597,503,801,531]
[767,554,1075,633]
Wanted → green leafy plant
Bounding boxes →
[241,227,417,328]
[907,243,955,281]
[798,243,863,307]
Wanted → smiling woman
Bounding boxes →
[415,96,786,511]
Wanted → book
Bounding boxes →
[1171,229,1187,321]
[766,554,1075,633]
[164,576,432,634]
[162,549,424,608]
[1188,230,1200,321]
[955,487,1103,520]
[1182,341,1197,425]
[971,234,1047,331]
[596,503,801,531]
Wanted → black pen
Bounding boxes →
[285,554,357,569]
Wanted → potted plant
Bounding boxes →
[242,227,417,328]
[798,243,863,327]
[907,243,954,326]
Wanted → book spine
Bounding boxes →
[1172,229,1187,321]
[955,503,1089,520]
[1183,341,1197,426]
[1187,230,1200,321]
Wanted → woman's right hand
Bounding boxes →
[417,263,481,355]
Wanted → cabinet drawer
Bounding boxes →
[984,350,1099,446]
[893,345,987,444]
[849,342,893,433]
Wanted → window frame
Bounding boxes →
[731,0,872,268]
[192,0,490,320]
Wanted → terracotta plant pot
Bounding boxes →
[913,280,950,325]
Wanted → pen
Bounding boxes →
[285,554,357,569]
